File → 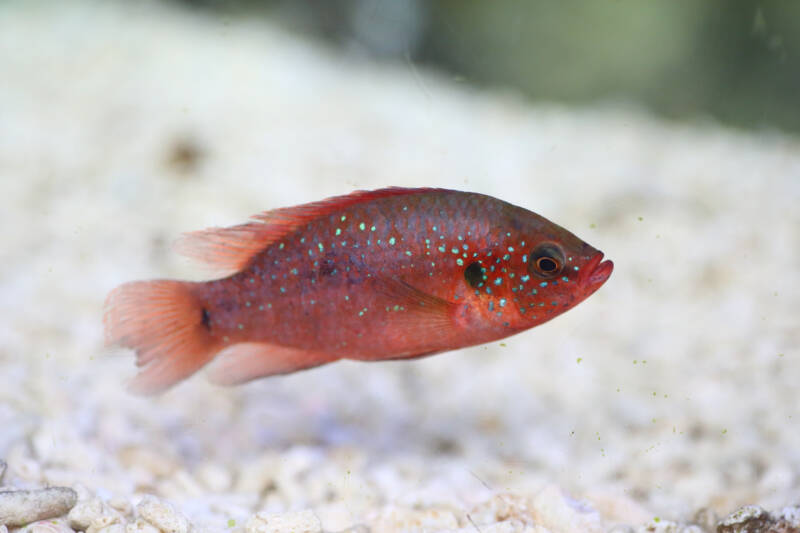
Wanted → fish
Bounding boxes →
[104,187,613,394]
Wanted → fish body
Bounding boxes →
[104,188,613,394]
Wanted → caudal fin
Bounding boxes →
[103,280,220,395]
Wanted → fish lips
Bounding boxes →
[579,252,614,290]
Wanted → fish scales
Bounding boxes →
[201,192,487,351]
[104,188,613,394]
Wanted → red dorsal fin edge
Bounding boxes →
[175,187,443,276]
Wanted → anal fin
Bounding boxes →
[205,342,336,386]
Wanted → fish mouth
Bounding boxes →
[580,252,614,289]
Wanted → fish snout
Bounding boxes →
[579,252,614,289]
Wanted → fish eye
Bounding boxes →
[464,261,483,289]
[529,244,564,278]
[536,257,559,273]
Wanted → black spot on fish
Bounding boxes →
[464,261,483,289]
[201,308,211,330]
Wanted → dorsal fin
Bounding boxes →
[175,187,441,276]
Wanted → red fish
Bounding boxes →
[104,188,613,394]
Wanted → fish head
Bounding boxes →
[460,212,613,334]
[510,221,613,327]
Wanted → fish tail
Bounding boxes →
[103,280,221,395]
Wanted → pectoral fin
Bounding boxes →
[346,275,459,361]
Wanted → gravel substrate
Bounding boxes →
[1,1,799,532]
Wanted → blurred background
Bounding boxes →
[172,0,800,134]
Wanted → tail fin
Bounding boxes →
[103,280,220,395]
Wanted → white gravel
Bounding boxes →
[0,488,77,527]
[1,1,798,532]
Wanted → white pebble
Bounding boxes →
[371,506,460,532]
[469,493,532,525]
[68,498,122,531]
[775,505,800,525]
[87,514,125,533]
[246,510,322,533]
[717,504,768,528]
[108,496,134,517]
[126,518,162,533]
[440,520,546,533]
[136,495,191,533]
[0,486,78,527]
[71,484,94,502]
[475,519,539,533]
[634,520,704,533]
[531,485,603,533]
[25,519,76,533]
[333,526,370,533]
[93,524,128,533]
